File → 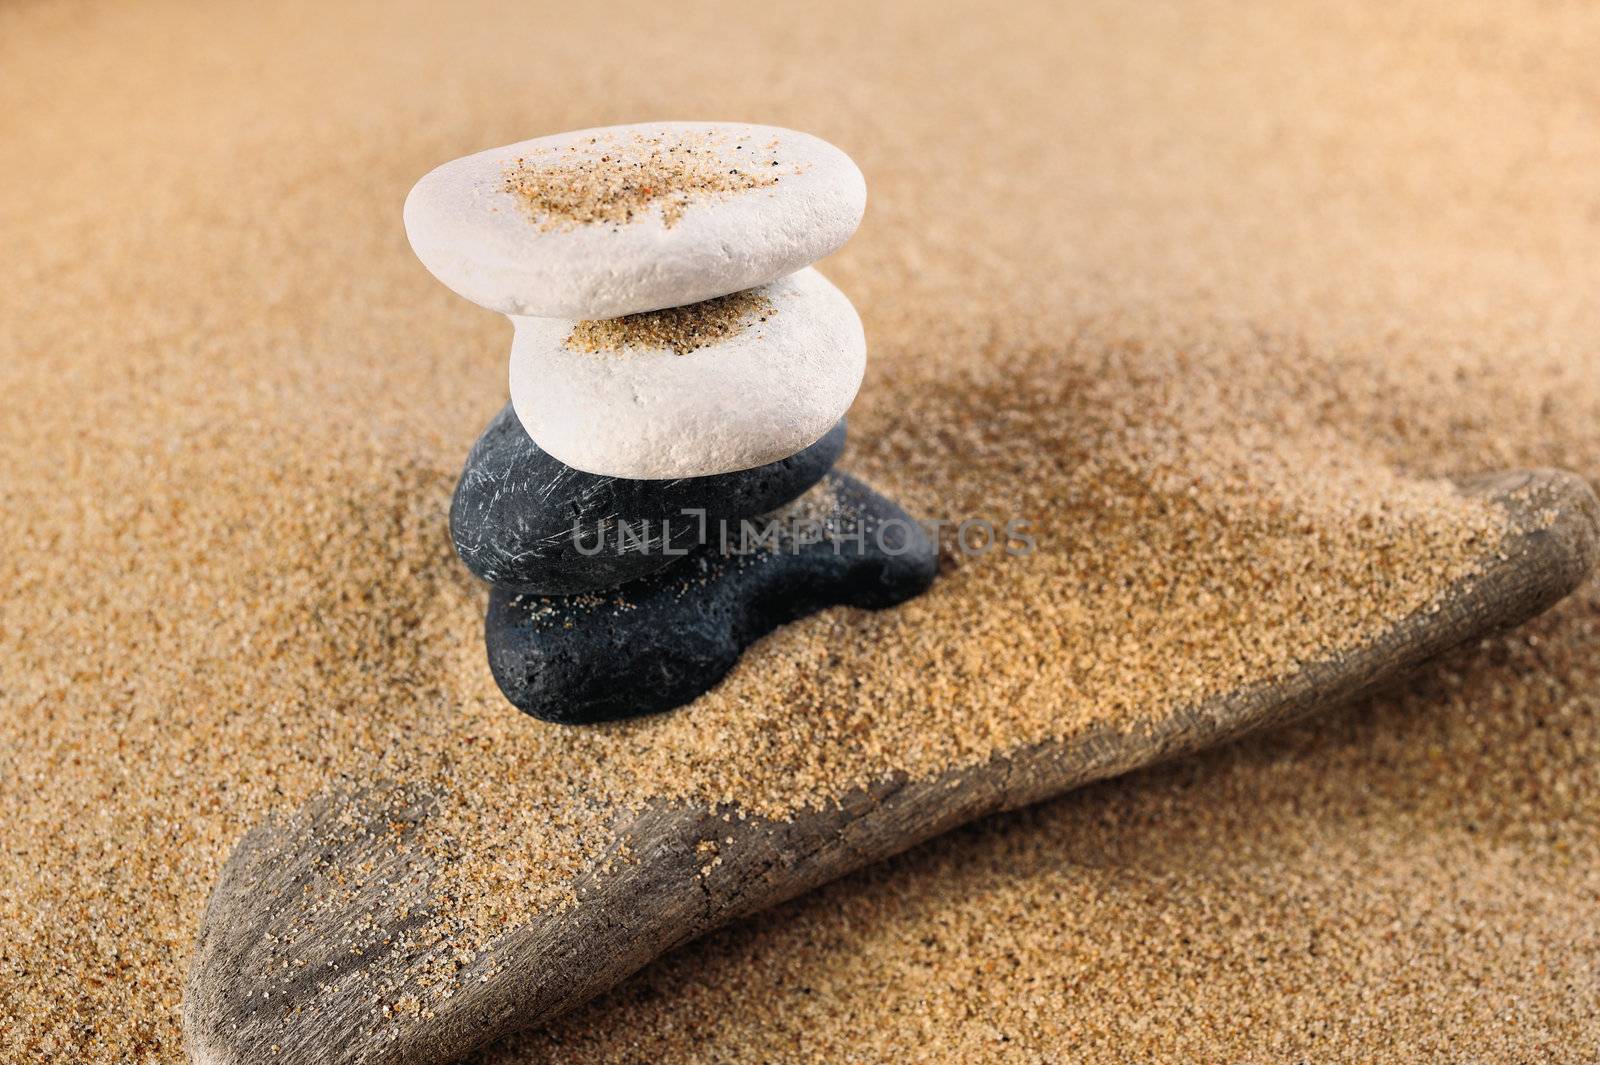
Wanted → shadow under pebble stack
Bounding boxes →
[404,122,937,723]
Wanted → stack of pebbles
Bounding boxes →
[405,122,936,723]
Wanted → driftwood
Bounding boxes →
[186,468,1600,1065]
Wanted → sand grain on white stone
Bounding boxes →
[509,268,865,479]
[403,122,866,319]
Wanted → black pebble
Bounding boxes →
[483,471,938,724]
[450,404,847,595]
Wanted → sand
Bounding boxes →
[503,130,782,230]
[3,0,1600,1061]
[565,289,776,355]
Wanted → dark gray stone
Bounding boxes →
[483,472,938,724]
[450,404,846,595]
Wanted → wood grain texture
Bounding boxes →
[185,468,1600,1065]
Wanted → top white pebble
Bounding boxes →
[403,121,867,319]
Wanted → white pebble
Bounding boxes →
[404,122,866,319]
[509,268,865,479]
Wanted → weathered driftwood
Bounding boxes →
[186,469,1600,1065]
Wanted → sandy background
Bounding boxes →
[4,0,1600,1061]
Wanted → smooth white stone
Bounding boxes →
[509,268,865,479]
[404,122,866,319]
